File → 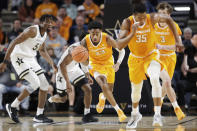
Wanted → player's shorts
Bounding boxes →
[160,52,176,79]
[56,67,88,91]
[10,55,44,79]
[89,63,115,83]
[128,50,165,84]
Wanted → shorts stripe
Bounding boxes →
[35,69,45,75]
[73,75,85,85]
[19,69,29,79]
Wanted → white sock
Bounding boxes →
[132,106,139,114]
[11,98,21,108]
[84,108,90,115]
[172,101,179,109]
[36,108,44,116]
[154,106,161,115]
[113,104,120,112]
[101,93,106,100]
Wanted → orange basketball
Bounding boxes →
[71,46,89,63]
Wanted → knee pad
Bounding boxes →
[23,70,40,93]
[38,74,49,91]
[131,81,143,103]
[147,60,161,79]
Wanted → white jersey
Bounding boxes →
[57,42,81,72]
[11,25,47,58]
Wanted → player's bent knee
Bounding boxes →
[38,74,50,91]
[82,84,92,94]
[131,82,143,103]
[147,60,161,80]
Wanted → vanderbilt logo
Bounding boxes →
[120,103,127,110]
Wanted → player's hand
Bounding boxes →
[131,22,139,34]
[0,63,7,73]
[88,76,94,85]
[175,44,185,52]
[52,63,58,73]
[113,62,120,72]
[66,83,72,93]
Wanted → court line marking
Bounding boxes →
[168,117,197,126]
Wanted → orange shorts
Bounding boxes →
[128,51,165,84]
[160,53,176,79]
[89,63,115,84]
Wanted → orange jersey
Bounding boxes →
[128,14,156,57]
[59,16,73,41]
[85,32,113,65]
[83,2,100,20]
[35,2,58,18]
[155,22,182,54]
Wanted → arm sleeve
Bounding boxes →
[115,48,125,64]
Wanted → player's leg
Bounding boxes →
[160,69,185,120]
[6,69,41,123]
[95,74,126,122]
[81,82,98,122]
[126,81,143,129]
[32,73,53,123]
[147,60,162,127]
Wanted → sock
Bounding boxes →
[172,101,179,109]
[154,106,161,115]
[101,93,106,100]
[132,106,139,114]
[84,108,90,115]
[11,98,21,108]
[36,108,44,116]
[113,104,120,112]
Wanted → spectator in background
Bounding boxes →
[68,15,88,44]
[57,7,73,41]
[62,0,77,20]
[11,0,22,11]
[45,26,67,59]
[99,4,104,17]
[0,19,7,50]
[77,5,89,25]
[177,34,197,109]
[83,0,100,22]
[183,27,193,47]
[35,0,58,18]
[7,19,23,43]
[0,65,29,115]
[18,0,35,22]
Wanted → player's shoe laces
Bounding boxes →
[152,114,163,127]
[126,112,142,128]
[117,109,127,122]
[33,114,53,123]
[96,93,105,113]
[6,103,20,123]
[174,107,185,120]
[82,113,98,123]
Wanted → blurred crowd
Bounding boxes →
[0,0,196,115]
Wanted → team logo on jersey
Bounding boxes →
[16,57,24,66]
[57,76,63,83]
[33,43,40,51]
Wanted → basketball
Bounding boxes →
[71,46,89,63]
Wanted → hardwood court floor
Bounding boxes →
[0,116,196,131]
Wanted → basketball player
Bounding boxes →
[155,2,185,120]
[0,15,57,123]
[81,21,127,122]
[116,1,183,128]
[48,42,98,123]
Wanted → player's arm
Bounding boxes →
[59,52,73,92]
[0,27,36,72]
[39,42,57,73]
[181,54,189,76]
[151,13,183,51]
[116,18,137,50]
[81,60,93,85]
[81,38,88,49]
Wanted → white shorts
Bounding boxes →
[11,55,44,79]
[56,67,85,91]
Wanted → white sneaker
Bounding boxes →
[152,114,163,127]
[126,112,142,129]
